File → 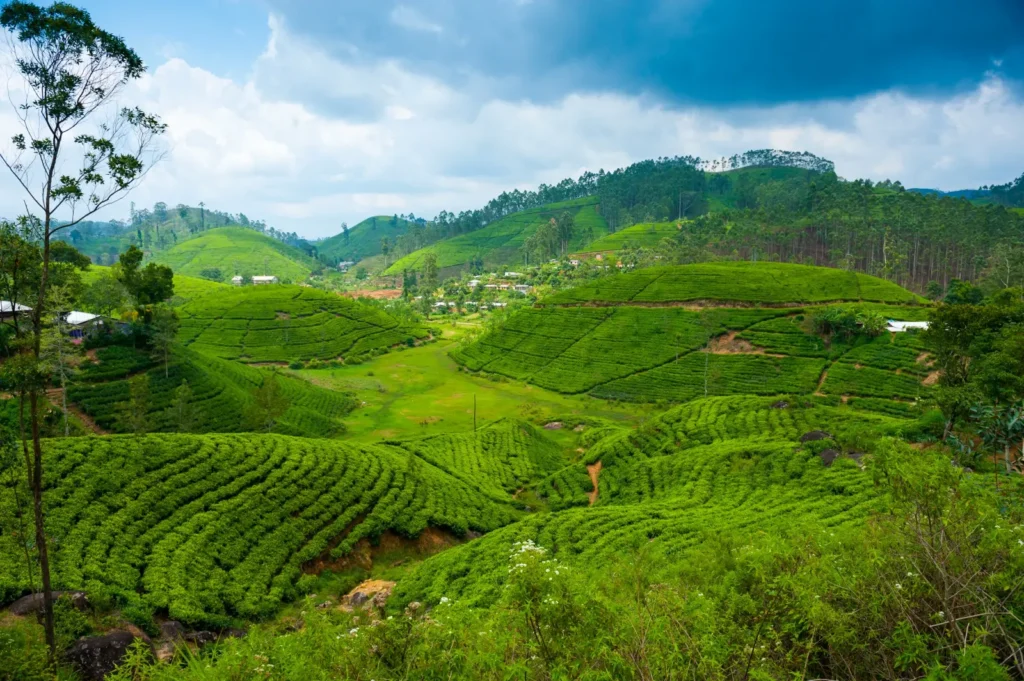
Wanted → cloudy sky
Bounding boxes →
[1,0,1023,239]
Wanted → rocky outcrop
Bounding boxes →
[7,591,88,616]
[64,631,146,681]
[799,430,833,443]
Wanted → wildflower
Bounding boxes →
[895,583,902,590]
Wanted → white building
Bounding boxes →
[468,279,481,288]
[886,321,930,333]
[514,284,532,293]
[0,300,31,320]
[252,275,279,285]
[503,271,522,278]
[231,276,243,285]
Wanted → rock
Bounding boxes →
[819,449,841,466]
[799,430,833,443]
[349,591,370,608]
[8,591,88,616]
[184,631,218,646]
[315,600,333,609]
[573,424,586,432]
[543,422,563,430]
[222,627,247,639]
[770,400,789,409]
[64,631,144,681]
[343,579,396,611]
[159,620,185,641]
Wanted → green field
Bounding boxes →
[317,215,420,264]
[67,345,355,437]
[290,327,648,442]
[150,227,317,282]
[582,221,683,251]
[546,262,926,305]
[386,197,608,273]
[176,284,427,362]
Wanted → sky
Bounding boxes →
[1,0,1023,239]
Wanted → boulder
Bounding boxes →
[183,631,218,646]
[799,430,833,443]
[64,631,143,681]
[158,620,185,641]
[770,400,790,410]
[8,591,88,616]
[819,449,841,466]
[543,422,563,430]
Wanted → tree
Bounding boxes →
[149,305,178,378]
[170,380,195,433]
[39,284,79,436]
[80,270,128,317]
[198,267,222,282]
[421,253,439,292]
[115,373,150,435]
[342,222,349,244]
[555,211,576,256]
[0,2,165,659]
[245,374,288,432]
[116,245,174,310]
[381,237,391,269]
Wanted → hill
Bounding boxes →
[0,431,529,626]
[67,344,356,437]
[150,227,317,282]
[177,284,428,362]
[385,197,608,274]
[451,263,932,402]
[317,215,422,265]
[582,221,683,251]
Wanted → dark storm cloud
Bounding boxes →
[264,0,1024,105]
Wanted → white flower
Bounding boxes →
[895,583,902,590]
[440,596,450,604]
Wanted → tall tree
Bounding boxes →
[170,379,195,433]
[245,373,288,432]
[0,1,165,661]
[149,305,179,378]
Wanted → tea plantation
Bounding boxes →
[581,220,683,251]
[177,284,428,362]
[67,345,356,437]
[386,197,608,273]
[0,433,524,626]
[392,394,911,608]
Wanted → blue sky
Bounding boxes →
[2,0,1023,238]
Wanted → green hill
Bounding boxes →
[150,227,317,282]
[451,263,931,402]
[386,197,608,274]
[318,215,421,264]
[177,284,428,362]
[67,344,356,437]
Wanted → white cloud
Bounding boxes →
[0,14,1022,239]
[389,5,444,34]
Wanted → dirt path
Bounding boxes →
[44,388,108,435]
[814,365,830,396]
[587,461,602,506]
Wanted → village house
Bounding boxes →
[252,275,279,285]
[886,320,930,333]
[514,284,532,293]
[503,271,522,278]
[231,276,243,285]
[337,261,356,272]
[0,300,31,321]
[63,311,103,342]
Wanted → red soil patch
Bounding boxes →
[588,461,602,506]
[343,289,403,300]
[84,349,100,362]
[922,371,940,386]
[303,527,460,575]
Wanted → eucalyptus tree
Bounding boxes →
[0,1,165,661]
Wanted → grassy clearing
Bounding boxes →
[289,326,650,443]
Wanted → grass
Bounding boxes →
[386,197,608,274]
[150,227,317,282]
[289,325,650,443]
[545,262,927,305]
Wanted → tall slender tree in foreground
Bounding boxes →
[0,1,165,663]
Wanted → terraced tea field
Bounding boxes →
[581,221,683,251]
[67,345,355,437]
[392,394,909,607]
[0,433,526,626]
[177,284,427,362]
[151,227,317,282]
[452,263,933,403]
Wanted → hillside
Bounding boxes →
[317,215,421,264]
[150,227,317,282]
[452,263,932,402]
[67,344,355,437]
[177,284,428,362]
[582,221,683,251]
[386,197,608,274]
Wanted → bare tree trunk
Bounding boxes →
[29,391,56,659]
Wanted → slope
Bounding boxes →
[150,227,317,282]
[582,221,684,251]
[66,344,356,437]
[177,283,428,362]
[0,432,523,626]
[318,215,421,264]
[451,262,932,402]
[386,197,608,274]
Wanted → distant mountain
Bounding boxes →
[317,215,423,265]
[907,187,992,200]
[150,226,317,282]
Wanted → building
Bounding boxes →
[63,311,102,342]
[231,276,243,285]
[0,300,31,320]
[468,279,481,288]
[886,321,930,333]
[337,261,356,272]
[503,271,522,278]
[252,275,279,285]
[514,284,532,293]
